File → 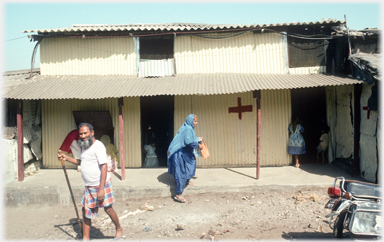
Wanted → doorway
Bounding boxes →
[140,95,174,167]
[72,111,115,143]
[291,87,327,164]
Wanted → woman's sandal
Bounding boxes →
[174,195,186,203]
[295,163,300,168]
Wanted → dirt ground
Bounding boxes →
[4,186,335,240]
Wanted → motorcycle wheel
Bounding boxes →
[333,210,347,238]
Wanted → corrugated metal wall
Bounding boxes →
[289,66,326,74]
[175,93,256,167]
[174,90,291,167]
[42,97,141,168]
[121,97,142,167]
[260,89,291,166]
[39,34,326,76]
[138,58,175,77]
[174,32,287,74]
[40,37,136,75]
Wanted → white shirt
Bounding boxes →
[70,140,81,159]
[80,140,110,186]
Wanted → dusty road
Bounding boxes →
[5,186,334,240]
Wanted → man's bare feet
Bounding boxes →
[115,227,124,240]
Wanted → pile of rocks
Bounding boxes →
[3,100,42,183]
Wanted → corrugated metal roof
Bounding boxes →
[22,19,344,33]
[350,53,380,73]
[4,73,362,100]
[2,68,40,93]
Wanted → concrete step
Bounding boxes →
[5,164,363,206]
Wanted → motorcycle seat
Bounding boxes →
[341,180,381,198]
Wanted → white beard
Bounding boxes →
[79,135,94,150]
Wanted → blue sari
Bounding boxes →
[167,114,199,195]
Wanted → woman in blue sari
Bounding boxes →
[167,114,203,203]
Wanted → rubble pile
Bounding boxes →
[3,100,42,182]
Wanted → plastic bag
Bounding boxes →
[199,142,210,160]
[193,146,202,157]
[194,142,209,159]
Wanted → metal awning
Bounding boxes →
[22,19,344,34]
[3,73,363,100]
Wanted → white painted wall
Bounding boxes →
[359,81,378,182]
[4,139,17,183]
[326,82,379,183]
[335,85,354,158]
[326,85,354,161]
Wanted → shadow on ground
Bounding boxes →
[281,231,334,239]
[298,163,365,182]
[157,172,177,197]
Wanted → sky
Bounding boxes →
[2,2,382,72]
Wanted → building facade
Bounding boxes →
[5,21,364,177]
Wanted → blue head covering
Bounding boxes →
[167,114,198,160]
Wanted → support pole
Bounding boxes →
[118,98,125,181]
[17,100,24,181]
[253,90,261,179]
[344,14,352,56]
[353,84,361,177]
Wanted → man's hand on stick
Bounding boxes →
[97,189,105,205]
[57,150,67,161]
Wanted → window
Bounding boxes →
[288,37,326,68]
[140,36,174,60]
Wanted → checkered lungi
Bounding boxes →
[81,179,114,219]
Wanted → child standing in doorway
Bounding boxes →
[316,125,330,165]
[143,138,159,168]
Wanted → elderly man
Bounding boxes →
[58,123,124,241]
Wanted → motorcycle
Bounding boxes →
[324,176,382,239]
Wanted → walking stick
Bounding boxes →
[58,150,82,233]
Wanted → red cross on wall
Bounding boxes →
[229,97,253,120]
[362,106,370,119]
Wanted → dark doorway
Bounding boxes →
[72,111,115,143]
[140,96,174,167]
[291,87,327,164]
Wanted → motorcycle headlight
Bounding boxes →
[350,210,382,235]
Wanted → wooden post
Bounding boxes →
[17,100,24,181]
[353,84,361,177]
[253,90,261,179]
[118,98,125,181]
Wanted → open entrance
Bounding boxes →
[291,87,327,164]
[140,96,174,167]
[72,111,115,143]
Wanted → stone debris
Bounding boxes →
[294,192,323,204]
[200,229,229,240]
[139,202,154,211]
[7,188,335,240]
[315,225,323,233]
[176,224,185,230]
[103,202,154,223]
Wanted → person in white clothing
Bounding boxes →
[58,123,124,241]
[143,138,159,168]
